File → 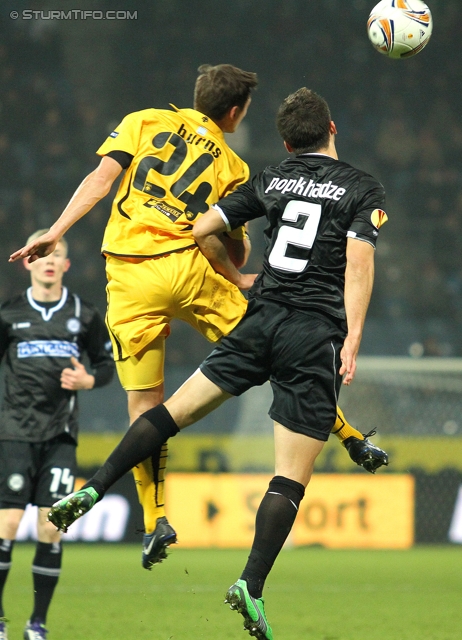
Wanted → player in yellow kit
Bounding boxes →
[10,64,388,570]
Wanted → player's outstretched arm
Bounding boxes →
[340,238,375,385]
[194,208,257,291]
[9,156,122,263]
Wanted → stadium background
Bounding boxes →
[1,0,462,547]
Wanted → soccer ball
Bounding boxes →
[367,0,433,59]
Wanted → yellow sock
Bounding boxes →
[132,442,168,533]
[331,406,364,444]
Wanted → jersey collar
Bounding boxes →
[27,286,68,322]
[169,104,224,139]
[299,153,332,158]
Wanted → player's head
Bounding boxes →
[276,88,335,154]
[23,229,70,287]
[194,64,258,132]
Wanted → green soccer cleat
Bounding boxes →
[47,487,99,532]
[225,579,274,640]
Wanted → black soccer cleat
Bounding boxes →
[142,517,177,569]
[343,430,389,473]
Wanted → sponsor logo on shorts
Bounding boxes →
[17,340,80,359]
[8,473,25,492]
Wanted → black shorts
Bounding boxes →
[0,433,77,509]
[200,297,345,441]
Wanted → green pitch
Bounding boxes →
[4,544,462,639]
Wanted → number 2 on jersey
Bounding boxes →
[269,201,322,272]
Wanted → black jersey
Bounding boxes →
[214,153,387,322]
[0,287,114,443]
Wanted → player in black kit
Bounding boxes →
[48,88,387,640]
[0,230,114,640]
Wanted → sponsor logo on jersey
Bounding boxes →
[109,131,119,138]
[154,201,184,222]
[12,322,31,329]
[66,318,81,334]
[17,340,80,359]
[8,473,25,492]
[371,209,388,229]
[265,177,346,201]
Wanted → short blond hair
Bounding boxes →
[26,229,68,256]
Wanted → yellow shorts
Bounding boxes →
[105,248,248,390]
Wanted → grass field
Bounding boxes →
[3,544,462,639]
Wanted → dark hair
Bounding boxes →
[276,88,331,154]
[194,64,258,121]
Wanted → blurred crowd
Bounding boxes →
[1,0,461,361]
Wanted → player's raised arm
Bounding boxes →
[9,156,122,263]
[340,237,375,386]
[193,208,257,291]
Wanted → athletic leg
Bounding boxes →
[126,385,177,568]
[127,386,170,533]
[225,422,324,640]
[48,372,231,531]
[114,333,177,566]
[332,405,364,442]
[24,509,62,638]
[0,509,23,622]
[242,421,324,594]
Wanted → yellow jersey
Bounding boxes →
[97,106,249,257]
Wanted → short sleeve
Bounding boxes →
[96,111,144,158]
[347,175,388,248]
[215,175,266,230]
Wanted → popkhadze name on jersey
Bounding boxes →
[265,177,346,201]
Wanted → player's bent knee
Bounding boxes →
[127,385,165,422]
[38,508,62,542]
[141,404,180,440]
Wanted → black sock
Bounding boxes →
[30,542,62,624]
[0,539,14,618]
[83,405,179,498]
[241,476,305,598]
